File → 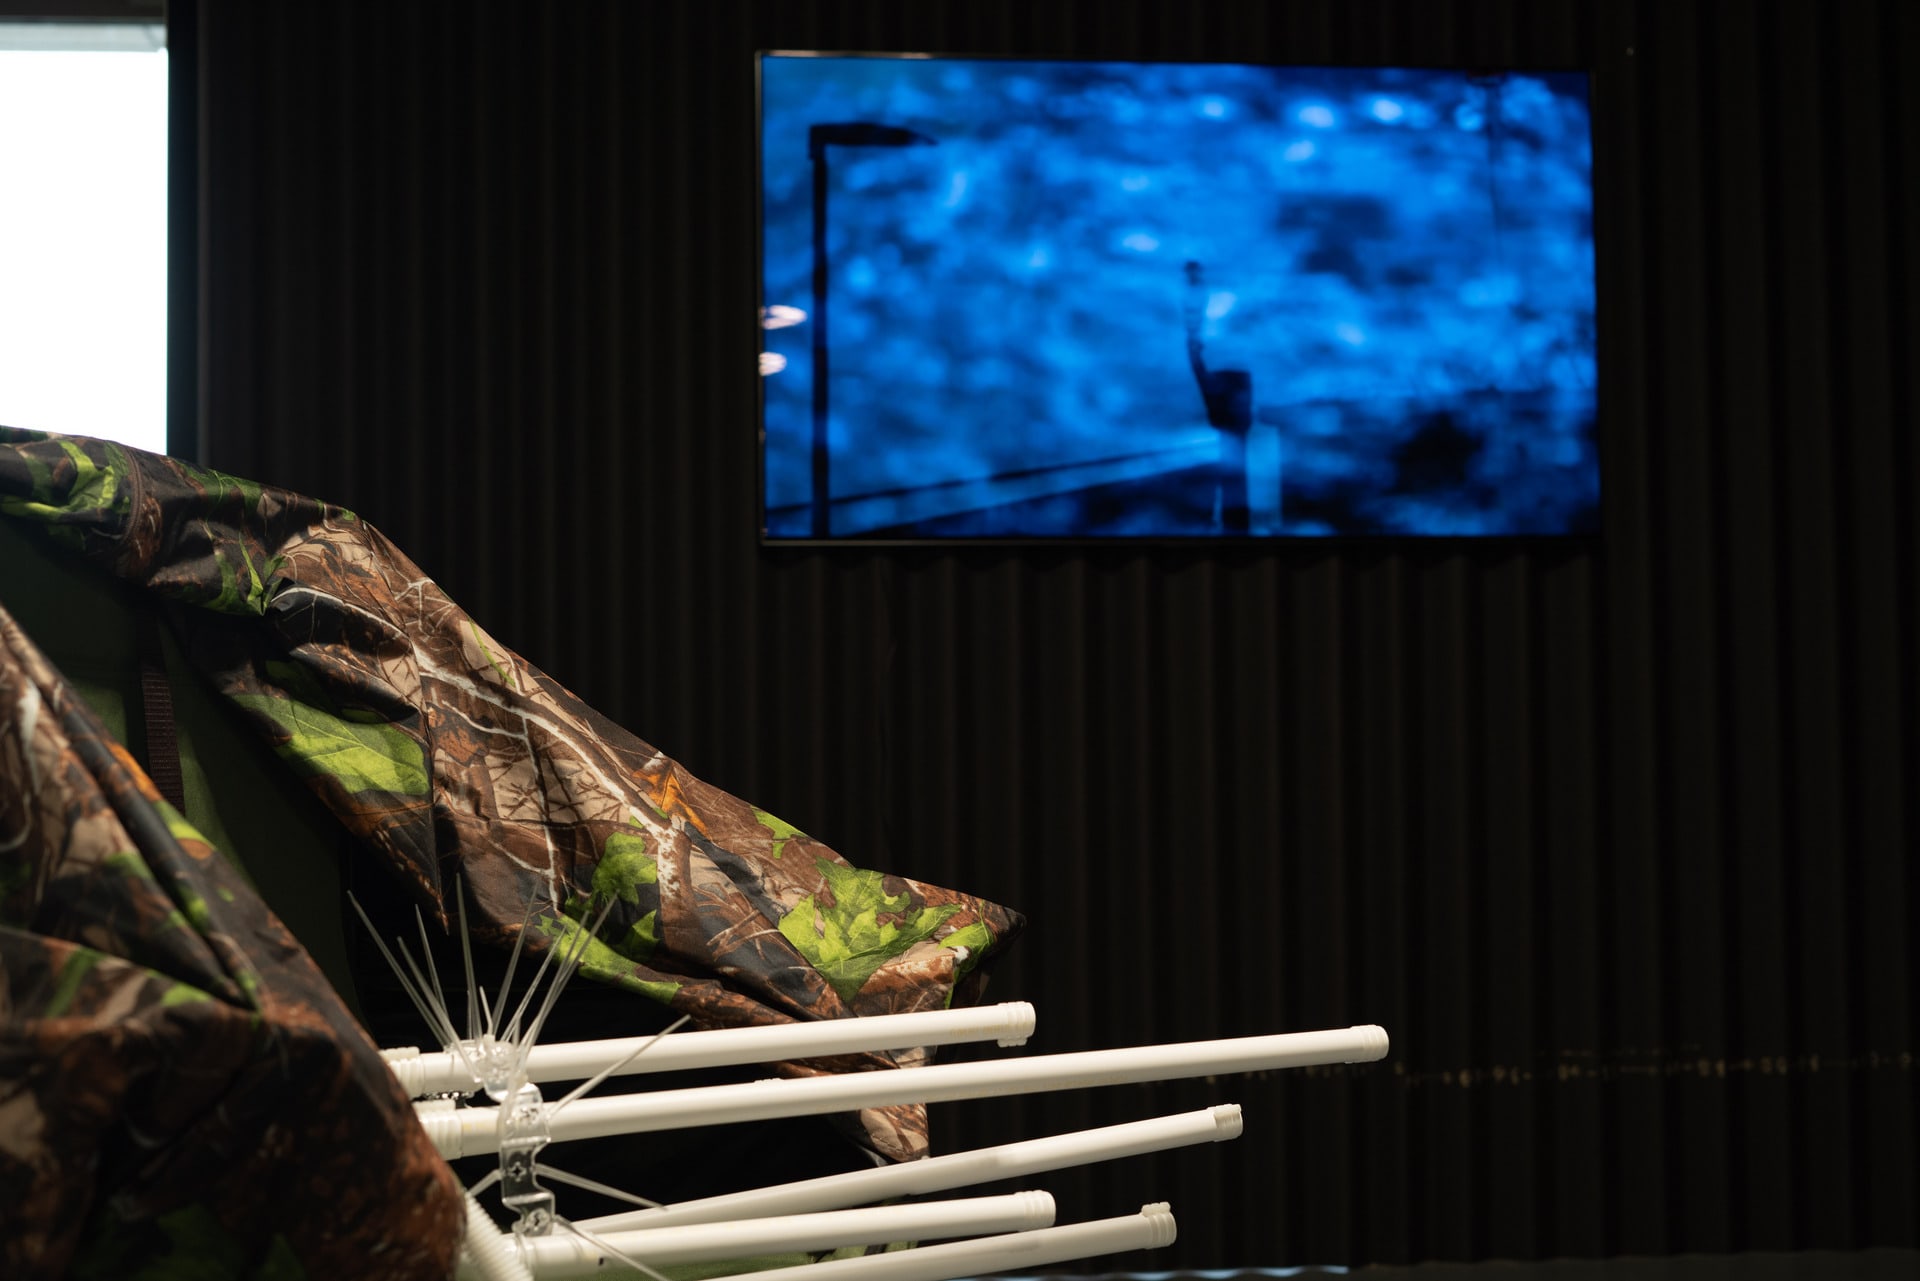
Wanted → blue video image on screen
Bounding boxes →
[759,56,1599,540]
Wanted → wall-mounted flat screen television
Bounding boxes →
[757,53,1599,542]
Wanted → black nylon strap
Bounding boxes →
[134,610,187,812]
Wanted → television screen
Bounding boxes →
[758,53,1599,542]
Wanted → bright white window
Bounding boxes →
[0,22,169,454]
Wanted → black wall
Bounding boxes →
[185,0,1917,1268]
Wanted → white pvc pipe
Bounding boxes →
[384,1002,1037,1098]
[423,1024,1386,1157]
[517,1192,1055,1279]
[684,1204,1177,1281]
[457,1190,536,1281]
[578,1104,1242,1234]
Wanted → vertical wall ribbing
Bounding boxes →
[193,0,1918,1266]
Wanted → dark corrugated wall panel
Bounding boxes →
[192,0,1917,1268]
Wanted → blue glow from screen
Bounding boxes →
[760,57,1598,540]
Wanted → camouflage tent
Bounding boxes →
[0,427,1024,1279]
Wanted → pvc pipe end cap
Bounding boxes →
[1016,1189,1057,1227]
[1346,1024,1390,1062]
[998,1001,1038,1047]
[1138,1202,1178,1248]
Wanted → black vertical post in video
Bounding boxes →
[1184,261,1253,534]
[807,123,937,539]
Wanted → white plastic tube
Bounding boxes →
[456,1190,536,1281]
[517,1192,1055,1279]
[578,1104,1242,1234]
[426,1024,1387,1157]
[684,1204,1177,1281]
[385,1002,1037,1098]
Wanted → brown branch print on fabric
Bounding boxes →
[1,428,1024,1191]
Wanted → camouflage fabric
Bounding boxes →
[0,429,1022,1165]
[0,598,465,1280]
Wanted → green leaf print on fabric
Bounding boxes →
[937,919,995,996]
[594,829,658,905]
[230,694,430,798]
[593,828,662,961]
[534,910,680,1005]
[0,436,130,544]
[42,949,102,1018]
[778,859,961,1004]
[752,808,806,859]
[204,538,286,617]
[205,467,266,513]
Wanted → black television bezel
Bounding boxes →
[753,48,1608,552]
